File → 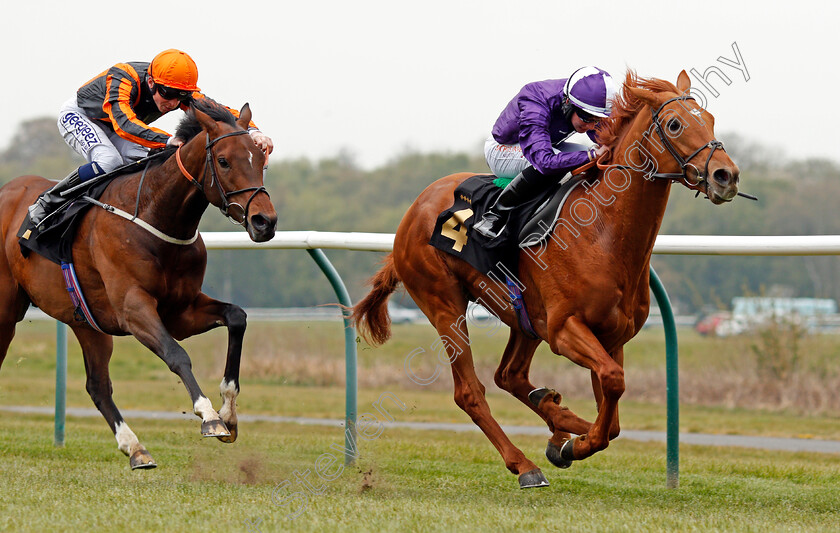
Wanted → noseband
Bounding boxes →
[175,130,269,225]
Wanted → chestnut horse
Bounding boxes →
[0,99,276,469]
[353,71,740,488]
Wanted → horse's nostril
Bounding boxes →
[247,214,276,242]
[713,168,731,185]
[250,215,267,231]
[249,214,277,235]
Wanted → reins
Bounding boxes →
[83,158,199,246]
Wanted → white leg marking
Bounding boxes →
[193,396,221,422]
[218,379,239,421]
[114,421,141,456]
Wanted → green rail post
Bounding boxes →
[648,266,679,488]
[54,321,68,447]
[306,248,358,465]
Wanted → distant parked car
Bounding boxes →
[387,302,499,326]
[467,301,501,324]
[695,311,733,336]
[388,303,423,324]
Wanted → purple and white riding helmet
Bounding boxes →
[563,67,617,118]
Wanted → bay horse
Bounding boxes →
[353,71,740,488]
[0,99,276,469]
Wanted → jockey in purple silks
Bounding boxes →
[473,66,617,241]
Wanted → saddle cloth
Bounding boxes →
[17,179,111,265]
[428,173,585,276]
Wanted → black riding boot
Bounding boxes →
[28,162,104,226]
[473,168,541,240]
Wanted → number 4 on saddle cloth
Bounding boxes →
[428,171,589,337]
[429,172,588,275]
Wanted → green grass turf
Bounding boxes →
[1,414,838,532]
[3,319,840,531]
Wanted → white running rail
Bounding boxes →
[202,232,840,255]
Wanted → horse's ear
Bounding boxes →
[627,86,661,108]
[237,103,252,130]
[193,106,219,135]
[676,70,691,93]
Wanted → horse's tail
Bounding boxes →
[352,254,401,346]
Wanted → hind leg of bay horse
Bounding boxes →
[402,277,547,488]
[167,292,247,443]
[0,293,29,372]
[73,326,156,469]
[0,258,30,371]
[123,288,229,438]
[0,317,14,371]
[547,316,624,463]
[493,329,595,468]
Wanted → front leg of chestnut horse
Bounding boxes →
[124,290,230,438]
[168,293,247,443]
[493,329,594,469]
[548,316,624,463]
[590,346,624,441]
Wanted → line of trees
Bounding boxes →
[3,118,840,315]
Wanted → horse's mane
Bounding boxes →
[596,71,680,150]
[176,98,238,141]
[145,98,239,167]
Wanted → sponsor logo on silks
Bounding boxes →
[62,113,101,150]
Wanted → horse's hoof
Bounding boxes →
[518,468,549,489]
[546,441,573,469]
[201,419,230,438]
[528,387,560,408]
[130,448,157,470]
[216,423,237,443]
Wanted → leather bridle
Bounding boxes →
[600,95,754,200]
[645,96,724,196]
[175,130,269,225]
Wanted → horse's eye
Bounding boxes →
[217,157,230,169]
[667,118,682,134]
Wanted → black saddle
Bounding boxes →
[17,179,112,265]
[428,173,586,276]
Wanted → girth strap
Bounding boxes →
[506,275,539,339]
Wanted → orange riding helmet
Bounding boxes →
[149,49,200,92]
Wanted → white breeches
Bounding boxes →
[484,135,590,178]
[57,97,149,174]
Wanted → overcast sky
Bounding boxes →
[2,0,837,170]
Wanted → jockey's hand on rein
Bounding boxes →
[249,130,274,155]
